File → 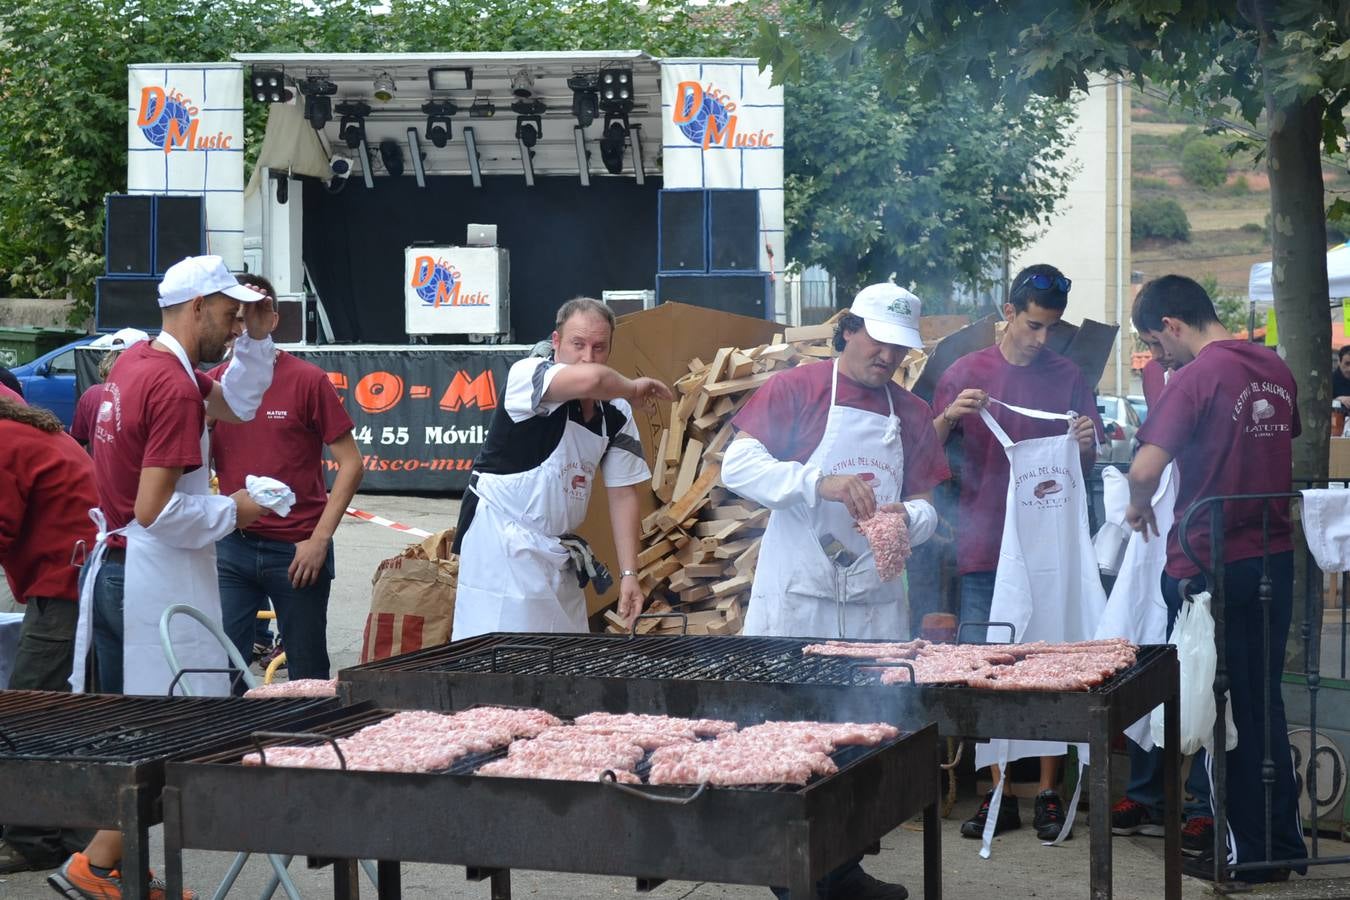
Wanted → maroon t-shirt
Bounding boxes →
[71,383,105,445]
[1136,340,1300,577]
[933,345,1105,575]
[93,342,213,542]
[731,361,951,497]
[1141,359,1167,409]
[208,352,354,543]
[0,383,23,404]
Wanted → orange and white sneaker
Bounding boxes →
[47,852,197,900]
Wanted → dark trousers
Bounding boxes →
[1,598,92,866]
[217,530,333,681]
[1162,552,1307,876]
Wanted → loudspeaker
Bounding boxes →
[273,296,312,344]
[708,190,758,271]
[658,189,706,272]
[105,195,154,275]
[154,195,205,273]
[96,277,161,331]
[656,273,771,320]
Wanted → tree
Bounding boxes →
[1132,198,1191,241]
[1180,139,1229,189]
[754,0,1347,482]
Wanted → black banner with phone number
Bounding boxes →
[77,345,527,493]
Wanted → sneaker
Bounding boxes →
[1033,789,1070,841]
[259,642,287,673]
[0,838,49,874]
[960,791,1021,839]
[1181,852,1222,882]
[250,641,271,664]
[826,864,908,900]
[1110,797,1164,837]
[1181,816,1214,856]
[46,851,197,900]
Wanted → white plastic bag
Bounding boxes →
[1150,591,1237,754]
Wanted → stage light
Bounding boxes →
[378,138,404,178]
[598,68,634,119]
[599,120,627,175]
[372,72,396,103]
[510,68,535,99]
[407,128,426,188]
[357,138,374,189]
[567,72,599,128]
[469,96,496,118]
[463,126,482,188]
[329,153,352,180]
[631,124,645,185]
[515,116,541,149]
[574,126,591,187]
[428,67,472,91]
[250,69,290,104]
[422,100,457,148]
[335,100,370,150]
[299,76,337,130]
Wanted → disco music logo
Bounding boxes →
[411,257,460,307]
[135,85,234,154]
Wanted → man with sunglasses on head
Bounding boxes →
[933,263,1103,844]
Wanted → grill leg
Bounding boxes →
[331,859,360,900]
[489,868,510,900]
[119,783,150,900]
[162,786,185,900]
[376,860,401,899]
[923,798,942,899]
[1089,706,1113,900]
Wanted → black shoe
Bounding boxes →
[0,838,49,874]
[1181,816,1214,856]
[1033,789,1070,841]
[826,865,908,900]
[1181,852,1222,882]
[960,791,1021,839]
[1110,797,1164,837]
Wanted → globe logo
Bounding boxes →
[140,93,193,149]
[677,90,731,145]
[416,262,457,306]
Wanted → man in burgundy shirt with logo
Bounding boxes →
[1126,275,1307,882]
[209,273,363,681]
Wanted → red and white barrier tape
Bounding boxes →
[344,507,434,539]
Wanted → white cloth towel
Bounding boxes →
[1303,488,1350,573]
[246,475,295,518]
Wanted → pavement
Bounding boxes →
[4,492,1350,899]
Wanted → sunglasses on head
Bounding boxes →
[1017,272,1071,294]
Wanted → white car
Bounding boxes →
[1096,395,1141,463]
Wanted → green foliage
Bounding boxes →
[1180,139,1229,189]
[1228,175,1251,195]
[1132,175,1169,192]
[1240,221,1266,234]
[1197,275,1250,334]
[1132,198,1191,242]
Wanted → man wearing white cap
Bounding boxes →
[78,255,278,699]
[723,284,947,899]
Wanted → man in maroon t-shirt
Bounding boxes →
[209,273,362,681]
[1126,275,1306,882]
[933,263,1103,843]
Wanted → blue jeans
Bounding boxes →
[90,557,126,694]
[959,570,997,642]
[217,530,333,681]
[1163,553,1306,875]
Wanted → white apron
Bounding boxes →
[122,333,231,696]
[68,509,126,692]
[1096,463,1177,750]
[974,401,1106,854]
[453,403,610,638]
[744,360,908,640]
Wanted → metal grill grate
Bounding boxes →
[0,692,338,762]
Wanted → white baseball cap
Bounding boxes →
[850,283,923,348]
[158,255,266,307]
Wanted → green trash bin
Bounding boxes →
[0,327,87,368]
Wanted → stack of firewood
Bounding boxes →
[606,314,928,636]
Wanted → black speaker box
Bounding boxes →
[96,277,161,331]
[273,297,312,344]
[708,189,759,271]
[105,195,154,275]
[656,273,771,319]
[154,195,205,274]
[658,190,706,272]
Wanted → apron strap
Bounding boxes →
[978,407,1015,450]
[980,742,1011,858]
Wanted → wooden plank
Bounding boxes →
[678,585,712,605]
[706,503,758,520]
[638,556,681,585]
[670,438,705,500]
[676,540,709,566]
[641,507,670,535]
[603,609,631,632]
[687,356,706,373]
[712,538,756,559]
[650,429,670,493]
[693,518,745,539]
[733,538,762,575]
[704,370,776,397]
[664,401,684,464]
[681,563,730,579]
[667,570,698,593]
[710,573,753,597]
[660,458,718,533]
[703,418,737,461]
[692,410,723,432]
[757,343,798,363]
[636,538,675,569]
[702,347,734,388]
[784,323,835,343]
[799,344,836,358]
[727,350,755,380]
[711,395,739,417]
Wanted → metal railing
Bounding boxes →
[1178,482,1350,885]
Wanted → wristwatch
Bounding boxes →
[620,569,639,579]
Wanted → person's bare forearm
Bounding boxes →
[310,434,363,541]
[607,484,642,573]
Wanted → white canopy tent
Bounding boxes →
[1249,242,1350,303]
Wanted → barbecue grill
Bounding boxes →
[161,704,942,899]
[340,634,1181,900]
[0,690,339,900]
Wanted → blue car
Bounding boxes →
[9,336,98,428]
